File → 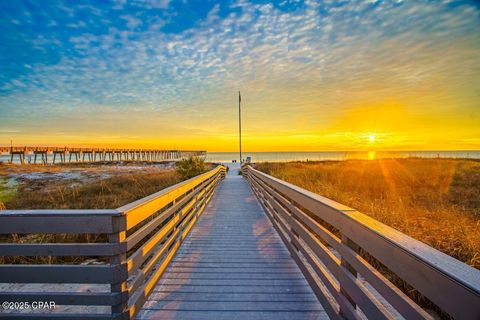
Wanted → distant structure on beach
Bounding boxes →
[0,146,206,164]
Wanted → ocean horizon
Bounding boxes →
[205,151,480,162]
[1,150,479,165]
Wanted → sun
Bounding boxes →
[368,134,376,143]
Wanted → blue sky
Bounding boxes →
[0,0,479,150]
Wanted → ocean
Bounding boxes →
[1,151,479,165]
[205,151,480,163]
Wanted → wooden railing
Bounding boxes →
[242,165,480,320]
[0,165,226,319]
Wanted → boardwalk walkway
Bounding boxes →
[137,165,328,320]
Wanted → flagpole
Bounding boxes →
[238,91,242,164]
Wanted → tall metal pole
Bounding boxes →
[238,91,242,163]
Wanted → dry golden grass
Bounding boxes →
[0,160,186,210]
[254,158,480,268]
[3,170,182,209]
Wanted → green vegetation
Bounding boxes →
[255,158,480,268]
[0,176,17,209]
[175,156,207,179]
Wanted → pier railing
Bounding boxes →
[242,165,480,320]
[0,165,226,319]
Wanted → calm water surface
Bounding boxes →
[1,151,479,164]
[205,151,480,163]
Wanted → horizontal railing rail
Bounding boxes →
[0,165,226,319]
[242,165,480,320]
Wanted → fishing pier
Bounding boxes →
[0,146,206,164]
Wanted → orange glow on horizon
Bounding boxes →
[1,98,479,152]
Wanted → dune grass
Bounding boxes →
[0,176,16,206]
[3,170,182,210]
[254,158,480,268]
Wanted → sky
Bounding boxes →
[0,0,479,152]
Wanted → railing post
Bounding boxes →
[340,234,359,316]
[221,166,227,178]
[109,215,129,320]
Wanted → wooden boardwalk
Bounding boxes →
[137,165,328,320]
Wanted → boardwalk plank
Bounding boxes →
[161,273,306,279]
[143,300,325,311]
[138,310,329,320]
[146,292,318,302]
[152,285,315,294]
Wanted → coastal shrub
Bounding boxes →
[176,156,206,179]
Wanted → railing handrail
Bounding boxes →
[243,165,480,320]
[118,165,224,214]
